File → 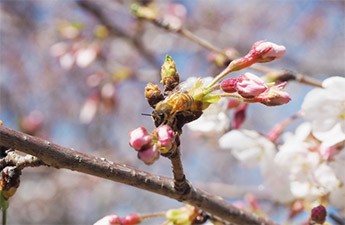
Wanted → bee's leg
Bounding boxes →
[175,111,203,131]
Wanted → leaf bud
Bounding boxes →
[144,83,164,108]
[161,55,180,91]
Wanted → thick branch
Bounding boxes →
[0,126,278,225]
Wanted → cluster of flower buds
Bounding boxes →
[221,72,291,106]
[94,213,141,225]
[128,125,176,165]
[228,40,286,72]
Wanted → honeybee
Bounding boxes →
[151,87,203,129]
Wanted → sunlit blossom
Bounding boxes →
[302,76,345,146]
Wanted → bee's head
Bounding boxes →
[152,102,172,127]
[151,110,165,127]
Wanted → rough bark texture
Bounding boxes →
[0,126,278,225]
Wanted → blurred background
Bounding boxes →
[0,0,344,224]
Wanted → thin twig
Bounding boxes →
[145,13,323,88]
[0,125,278,225]
[77,0,160,70]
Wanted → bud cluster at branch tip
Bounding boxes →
[205,40,286,90]
[220,72,291,106]
[228,40,286,72]
[128,125,176,164]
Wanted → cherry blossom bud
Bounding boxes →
[256,82,291,106]
[19,110,44,135]
[221,78,238,93]
[156,125,175,148]
[137,144,160,165]
[121,213,141,225]
[248,40,286,63]
[93,214,121,225]
[227,56,253,72]
[310,205,327,224]
[236,73,268,98]
[129,127,152,151]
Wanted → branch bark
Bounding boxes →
[0,125,278,225]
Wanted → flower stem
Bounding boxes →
[2,206,6,225]
[206,67,232,89]
[140,211,166,219]
[203,84,220,96]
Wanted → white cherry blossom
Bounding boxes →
[219,129,276,168]
[302,76,345,146]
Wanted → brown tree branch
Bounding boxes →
[0,125,278,225]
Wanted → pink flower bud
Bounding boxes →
[155,125,175,148]
[310,205,327,224]
[221,78,238,93]
[236,73,268,98]
[137,144,160,165]
[256,82,291,106]
[248,40,286,63]
[121,213,141,225]
[94,214,121,225]
[228,56,253,72]
[129,127,152,151]
[232,103,247,129]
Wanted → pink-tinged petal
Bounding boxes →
[236,73,268,98]
[249,40,286,63]
[120,213,141,225]
[155,125,175,147]
[137,145,160,165]
[93,214,121,225]
[256,82,291,106]
[129,127,152,151]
